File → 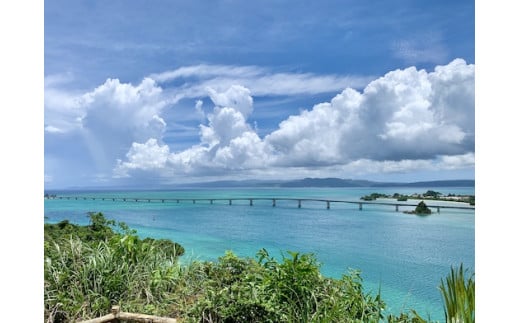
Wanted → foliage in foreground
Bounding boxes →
[439,264,475,323]
[44,213,184,322]
[44,213,474,323]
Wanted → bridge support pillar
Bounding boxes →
[210,199,213,204]
[359,203,362,210]
[326,201,330,209]
[272,199,276,207]
[395,205,399,212]
[176,199,179,203]
[250,199,253,206]
[229,199,232,205]
[193,200,196,204]
[298,200,301,208]
[161,199,164,203]
[437,207,440,213]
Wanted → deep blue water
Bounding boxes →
[44,187,475,321]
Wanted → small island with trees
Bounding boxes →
[360,190,475,206]
[403,201,432,215]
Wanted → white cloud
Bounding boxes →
[115,85,271,177]
[439,153,475,170]
[207,85,253,118]
[114,139,170,177]
[44,86,84,133]
[46,60,474,185]
[44,125,65,134]
[114,59,474,182]
[150,64,374,99]
[194,100,205,120]
[45,77,170,180]
[266,58,474,165]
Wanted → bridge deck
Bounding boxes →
[49,195,475,212]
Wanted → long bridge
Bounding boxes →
[48,195,475,213]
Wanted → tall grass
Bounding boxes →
[44,235,182,322]
[44,214,184,322]
[438,264,475,323]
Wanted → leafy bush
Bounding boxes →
[181,249,385,322]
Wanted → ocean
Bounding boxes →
[44,186,475,321]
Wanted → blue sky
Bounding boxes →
[43,0,476,189]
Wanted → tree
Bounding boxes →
[415,201,432,215]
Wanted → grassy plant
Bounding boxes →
[44,213,183,322]
[439,264,475,323]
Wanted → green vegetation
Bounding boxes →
[44,213,184,322]
[44,213,474,322]
[439,264,475,323]
[423,190,441,198]
[361,191,475,205]
[414,201,432,215]
[403,201,432,215]
[360,192,389,201]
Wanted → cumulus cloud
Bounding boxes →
[114,84,270,177]
[115,59,474,182]
[207,85,253,118]
[266,58,474,164]
[46,60,474,185]
[45,77,170,178]
[114,139,171,177]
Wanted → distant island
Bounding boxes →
[47,178,475,191]
[403,201,433,215]
[164,178,474,189]
[361,190,475,206]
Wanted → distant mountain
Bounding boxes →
[176,178,474,188]
[50,178,474,191]
[376,180,475,188]
[174,179,284,188]
[280,178,474,188]
[279,178,379,187]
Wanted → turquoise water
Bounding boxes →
[44,187,475,321]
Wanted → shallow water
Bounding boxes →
[44,187,475,321]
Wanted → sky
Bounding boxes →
[43,0,476,189]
